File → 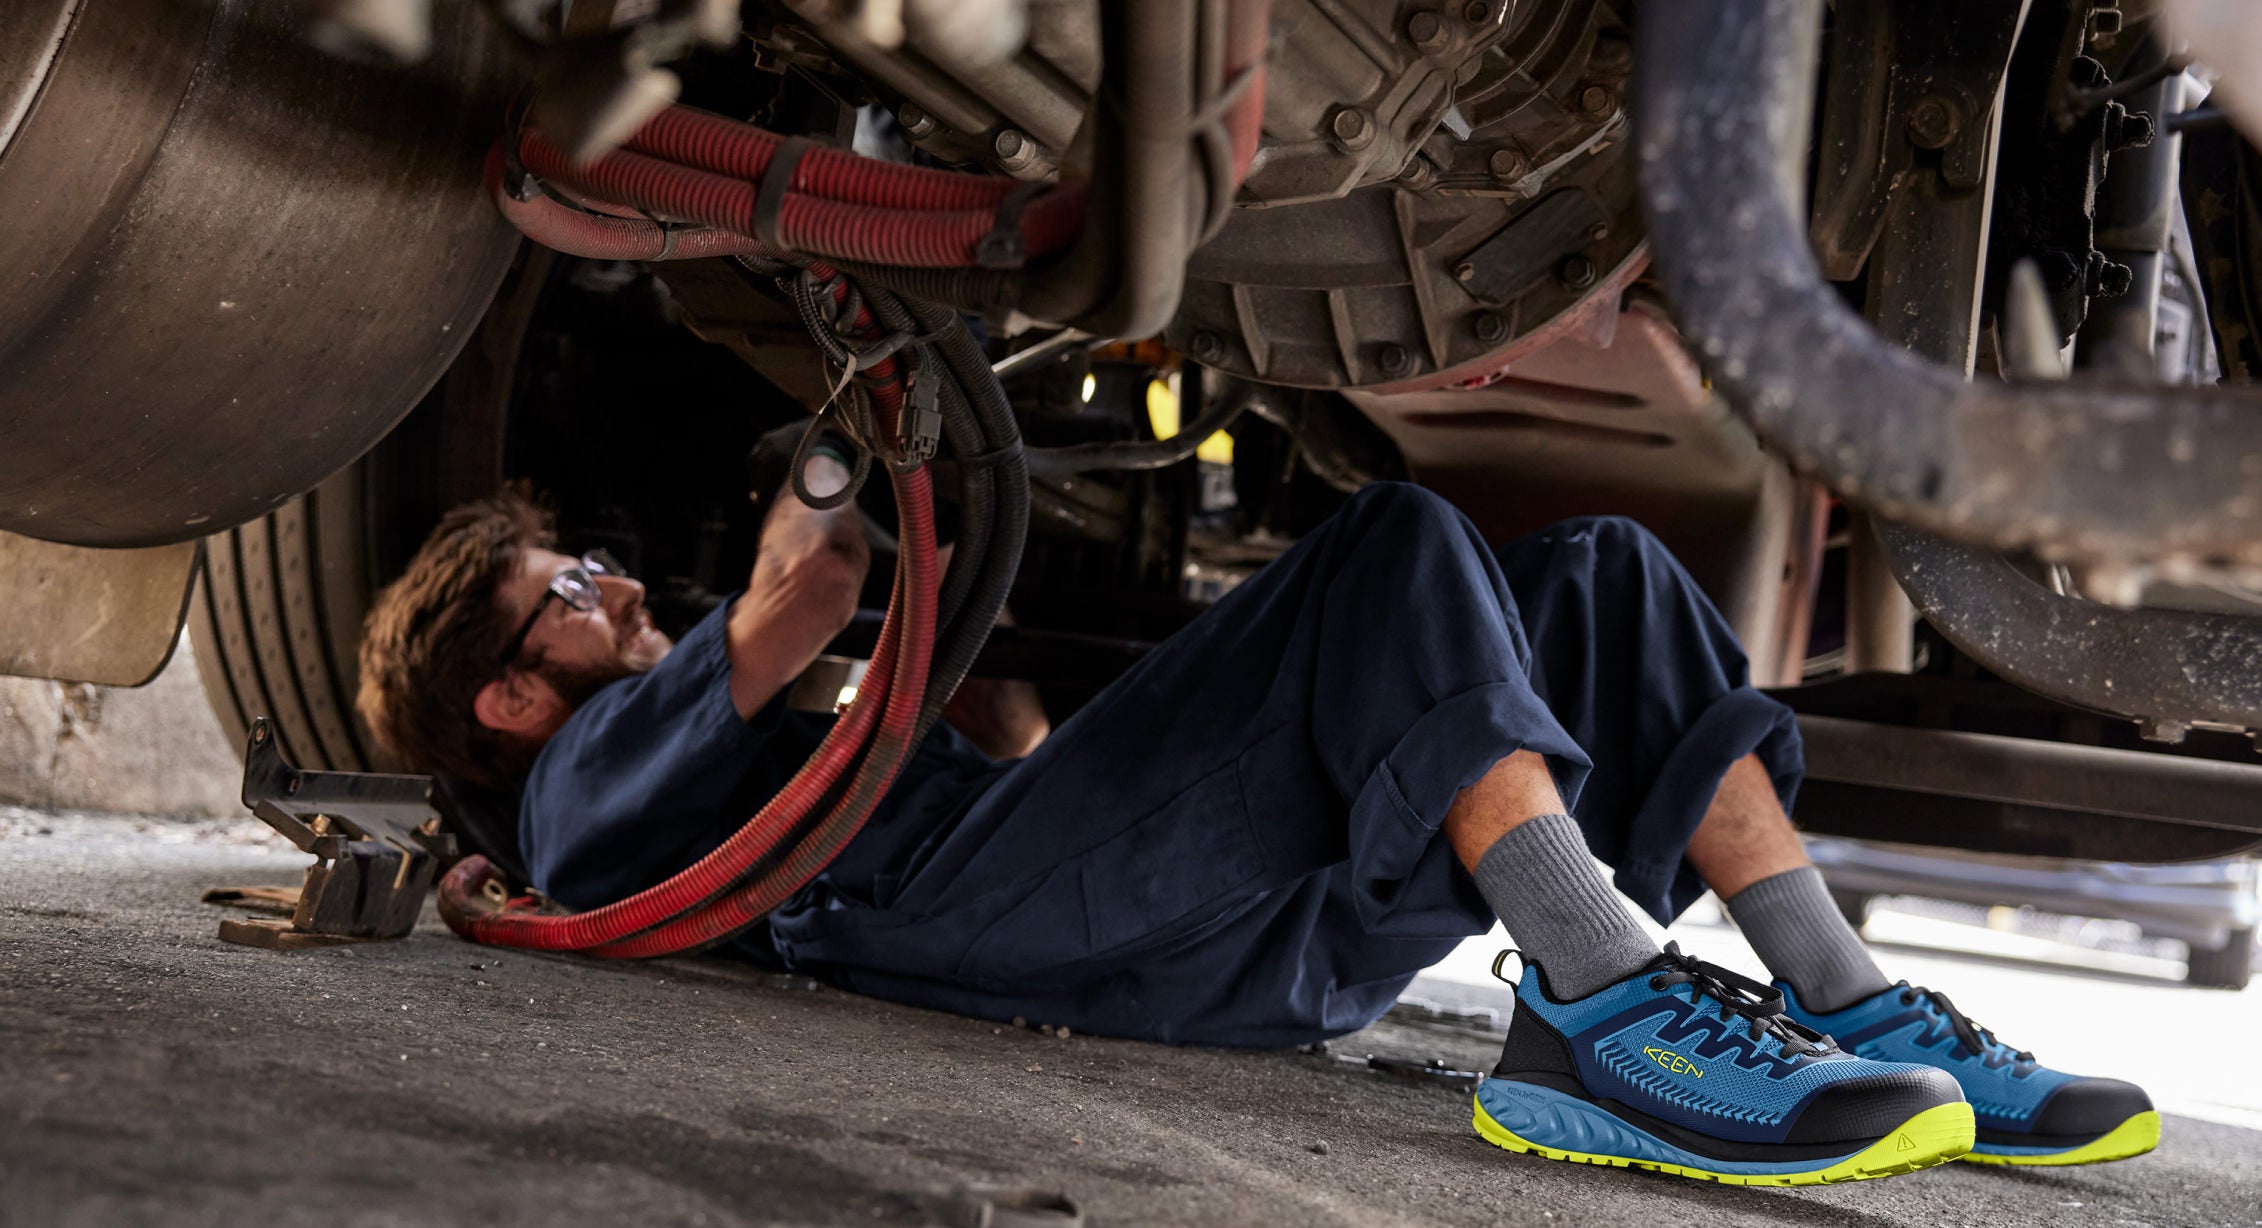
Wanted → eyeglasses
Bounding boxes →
[499,549,627,667]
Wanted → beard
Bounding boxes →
[537,613,673,710]
[535,655,643,709]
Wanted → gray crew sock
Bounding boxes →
[1473,813,1661,1000]
[1723,865,1890,1013]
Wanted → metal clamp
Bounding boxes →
[208,718,448,950]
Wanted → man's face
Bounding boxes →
[495,546,674,710]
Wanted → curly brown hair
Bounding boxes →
[355,485,554,791]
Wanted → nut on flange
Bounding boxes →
[1328,105,1378,152]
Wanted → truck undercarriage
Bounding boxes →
[5,0,2262,878]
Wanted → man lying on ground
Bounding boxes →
[355,453,2158,1185]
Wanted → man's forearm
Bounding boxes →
[725,455,871,718]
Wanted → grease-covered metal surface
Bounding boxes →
[1168,0,1647,390]
[1633,0,2262,566]
[1879,522,2262,729]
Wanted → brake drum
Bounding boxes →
[0,0,521,547]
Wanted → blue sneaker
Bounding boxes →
[1474,945,1972,1185]
[1779,981,2158,1167]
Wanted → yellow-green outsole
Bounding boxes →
[1958,1110,2161,1167]
[1472,1096,1975,1187]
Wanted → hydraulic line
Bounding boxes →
[440,0,1283,948]
[587,482,939,957]
[440,515,927,953]
[628,106,1025,212]
[902,298,1028,735]
[437,466,929,950]
[439,270,939,952]
[517,129,1087,268]
[485,146,776,262]
[487,6,1268,310]
[438,256,1025,957]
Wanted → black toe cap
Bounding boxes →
[1785,1065,1964,1145]
[2031,1077,2154,1138]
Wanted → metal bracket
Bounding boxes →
[211,717,448,950]
[1456,189,1610,305]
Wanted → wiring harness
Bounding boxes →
[440,8,1266,953]
[486,102,1086,288]
[435,254,1029,955]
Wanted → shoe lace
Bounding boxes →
[1898,983,2033,1062]
[1647,943,1837,1059]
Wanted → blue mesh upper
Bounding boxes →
[1778,981,2075,1130]
[1517,965,1941,1144]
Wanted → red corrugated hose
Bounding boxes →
[447,22,1270,955]
[437,272,936,956]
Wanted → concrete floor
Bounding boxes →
[6,808,2260,1228]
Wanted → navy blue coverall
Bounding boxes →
[520,484,1803,1048]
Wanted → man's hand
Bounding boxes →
[747,419,858,510]
[726,453,870,719]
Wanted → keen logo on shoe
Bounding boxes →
[1644,1047,1706,1078]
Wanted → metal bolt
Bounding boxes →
[1463,1,1490,23]
[2088,3,2124,43]
[1328,106,1376,152]
[2084,249,2134,299]
[1190,330,1226,363]
[1907,95,1960,150]
[1396,156,1439,191]
[1406,11,1449,54]
[1557,254,1598,289]
[1453,262,1477,283]
[2137,717,2190,745]
[1376,343,1414,377]
[1471,311,1509,344]
[993,128,1040,172]
[1578,84,1614,119]
[897,102,938,139]
[2101,100,2156,153]
[1487,147,1529,182]
[1587,222,1612,241]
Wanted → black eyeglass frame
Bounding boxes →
[497,549,626,668]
